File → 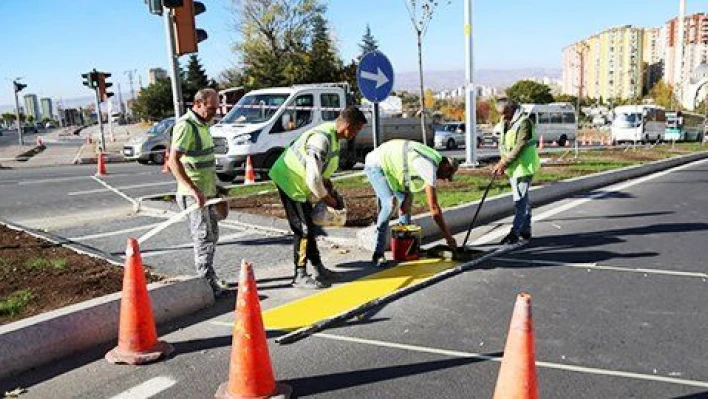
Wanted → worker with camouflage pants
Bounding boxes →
[168,88,229,298]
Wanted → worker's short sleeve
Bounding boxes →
[171,121,194,153]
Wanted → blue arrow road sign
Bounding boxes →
[357,51,394,103]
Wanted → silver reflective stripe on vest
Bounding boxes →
[185,160,215,170]
[293,131,338,171]
[402,141,436,192]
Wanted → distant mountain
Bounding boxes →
[394,68,562,92]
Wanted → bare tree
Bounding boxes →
[403,0,450,146]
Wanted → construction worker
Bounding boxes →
[365,139,459,267]
[269,106,367,289]
[492,97,540,244]
[168,88,229,297]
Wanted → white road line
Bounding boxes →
[16,171,157,186]
[472,158,708,246]
[312,333,708,389]
[92,176,139,207]
[67,223,164,241]
[492,257,708,279]
[68,181,175,196]
[133,231,251,259]
[108,376,176,399]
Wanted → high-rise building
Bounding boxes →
[148,68,168,85]
[23,94,41,121]
[563,26,645,101]
[663,13,708,90]
[40,98,53,121]
[643,27,664,93]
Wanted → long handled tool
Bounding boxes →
[462,173,498,248]
[275,241,526,345]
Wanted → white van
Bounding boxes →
[520,103,577,147]
[210,83,433,181]
[611,105,665,144]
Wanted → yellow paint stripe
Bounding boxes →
[260,257,459,332]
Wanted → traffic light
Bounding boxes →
[144,0,162,15]
[82,71,99,89]
[13,81,27,93]
[173,0,207,56]
[98,73,114,101]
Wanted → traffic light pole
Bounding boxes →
[93,87,106,152]
[13,88,22,146]
[164,8,183,118]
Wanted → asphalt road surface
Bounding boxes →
[2,158,707,398]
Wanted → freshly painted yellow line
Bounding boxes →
[257,257,459,332]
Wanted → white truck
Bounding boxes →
[210,83,433,181]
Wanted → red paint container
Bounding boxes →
[391,225,422,261]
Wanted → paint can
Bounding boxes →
[390,224,422,261]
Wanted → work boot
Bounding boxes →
[292,270,331,290]
[520,231,532,240]
[312,263,339,282]
[371,254,388,268]
[500,232,520,245]
[207,278,233,299]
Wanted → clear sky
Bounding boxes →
[1,0,706,107]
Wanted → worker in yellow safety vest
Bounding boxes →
[269,106,367,289]
[365,139,459,267]
[492,97,541,244]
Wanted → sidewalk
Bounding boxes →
[74,123,148,164]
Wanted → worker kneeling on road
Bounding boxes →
[492,97,540,245]
[365,139,459,268]
[269,106,367,290]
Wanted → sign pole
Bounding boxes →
[13,87,23,146]
[94,86,106,152]
[164,7,183,118]
[372,102,381,148]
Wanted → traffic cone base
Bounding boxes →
[106,238,173,366]
[215,261,292,399]
[105,340,174,365]
[215,382,292,399]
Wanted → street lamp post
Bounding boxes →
[463,0,477,167]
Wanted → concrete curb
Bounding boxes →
[0,221,215,381]
[356,151,708,251]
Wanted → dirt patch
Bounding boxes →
[0,225,158,325]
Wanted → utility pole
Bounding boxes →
[464,0,477,167]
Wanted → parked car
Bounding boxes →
[45,122,56,129]
[434,122,467,150]
[122,117,175,164]
[22,124,38,134]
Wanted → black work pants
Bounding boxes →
[277,187,322,273]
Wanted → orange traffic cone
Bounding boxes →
[493,292,538,399]
[96,153,107,176]
[215,260,292,399]
[106,238,174,365]
[538,135,544,150]
[162,148,170,174]
[244,155,256,185]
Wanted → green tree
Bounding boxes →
[358,24,378,57]
[2,112,16,124]
[305,13,343,84]
[231,0,325,89]
[340,60,360,103]
[182,54,216,104]
[647,80,677,109]
[131,78,174,121]
[506,80,554,104]
[217,67,245,90]
[27,115,35,123]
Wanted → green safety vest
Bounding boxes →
[268,122,340,202]
[379,140,442,193]
[501,115,540,178]
[172,111,216,197]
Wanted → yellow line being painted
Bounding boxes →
[213,257,460,332]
